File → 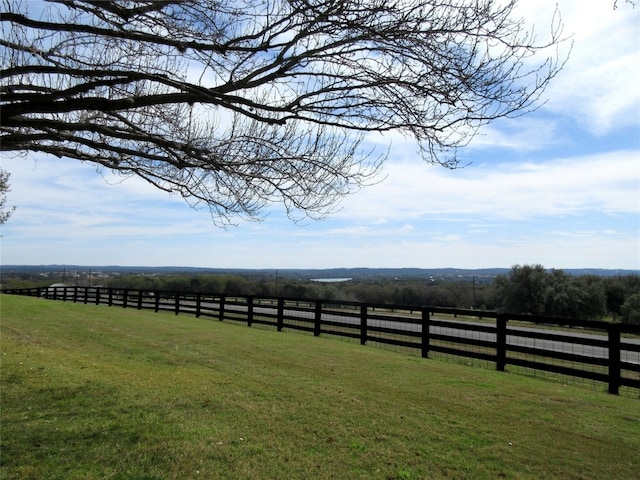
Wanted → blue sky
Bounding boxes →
[1,0,639,270]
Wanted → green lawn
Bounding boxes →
[1,294,638,480]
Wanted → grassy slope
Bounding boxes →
[1,295,639,480]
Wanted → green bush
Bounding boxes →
[620,293,640,325]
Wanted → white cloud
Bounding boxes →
[467,117,564,152]
[335,150,640,223]
[519,0,640,134]
[0,153,212,241]
[2,147,638,269]
[178,228,639,270]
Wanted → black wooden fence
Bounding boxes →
[3,286,640,396]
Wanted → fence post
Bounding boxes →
[360,304,367,345]
[277,298,284,332]
[247,296,253,326]
[154,291,160,312]
[314,300,322,337]
[219,295,225,321]
[196,293,202,318]
[73,286,78,303]
[608,323,621,395]
[496,313,507,372]
[137,290,143,310]
[174,293,180,315]
[83,287,89,304]
[95,287,101,305]
[421,307,430,358]
[108,288,114,307]
[122,289,128,308]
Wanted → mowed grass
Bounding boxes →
[1,295,639,480]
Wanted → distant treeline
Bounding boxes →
[3,265,638,324]
[108,266,640,324]
[105,267,639,324]
[493,265,639,324]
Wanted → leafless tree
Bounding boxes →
[1,0,566,224]
[0,168,15,225]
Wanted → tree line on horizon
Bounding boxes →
[4,264,637,325]
[105,265,640,324]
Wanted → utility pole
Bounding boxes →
[472,275,476,309]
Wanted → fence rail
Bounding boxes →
[3,286,639,396]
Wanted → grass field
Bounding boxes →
[1,295,639,480]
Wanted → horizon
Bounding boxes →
[3,264,638,274]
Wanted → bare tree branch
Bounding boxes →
[1,0,568,224]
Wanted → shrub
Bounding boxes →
[620,293,640,325]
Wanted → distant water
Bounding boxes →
[310,278,353,283]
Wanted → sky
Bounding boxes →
[1,0,639,271]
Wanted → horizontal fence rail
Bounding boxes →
[3,286,639,396]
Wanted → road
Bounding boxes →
[196,300,640,366]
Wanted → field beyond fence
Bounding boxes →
[2,286,640,397]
